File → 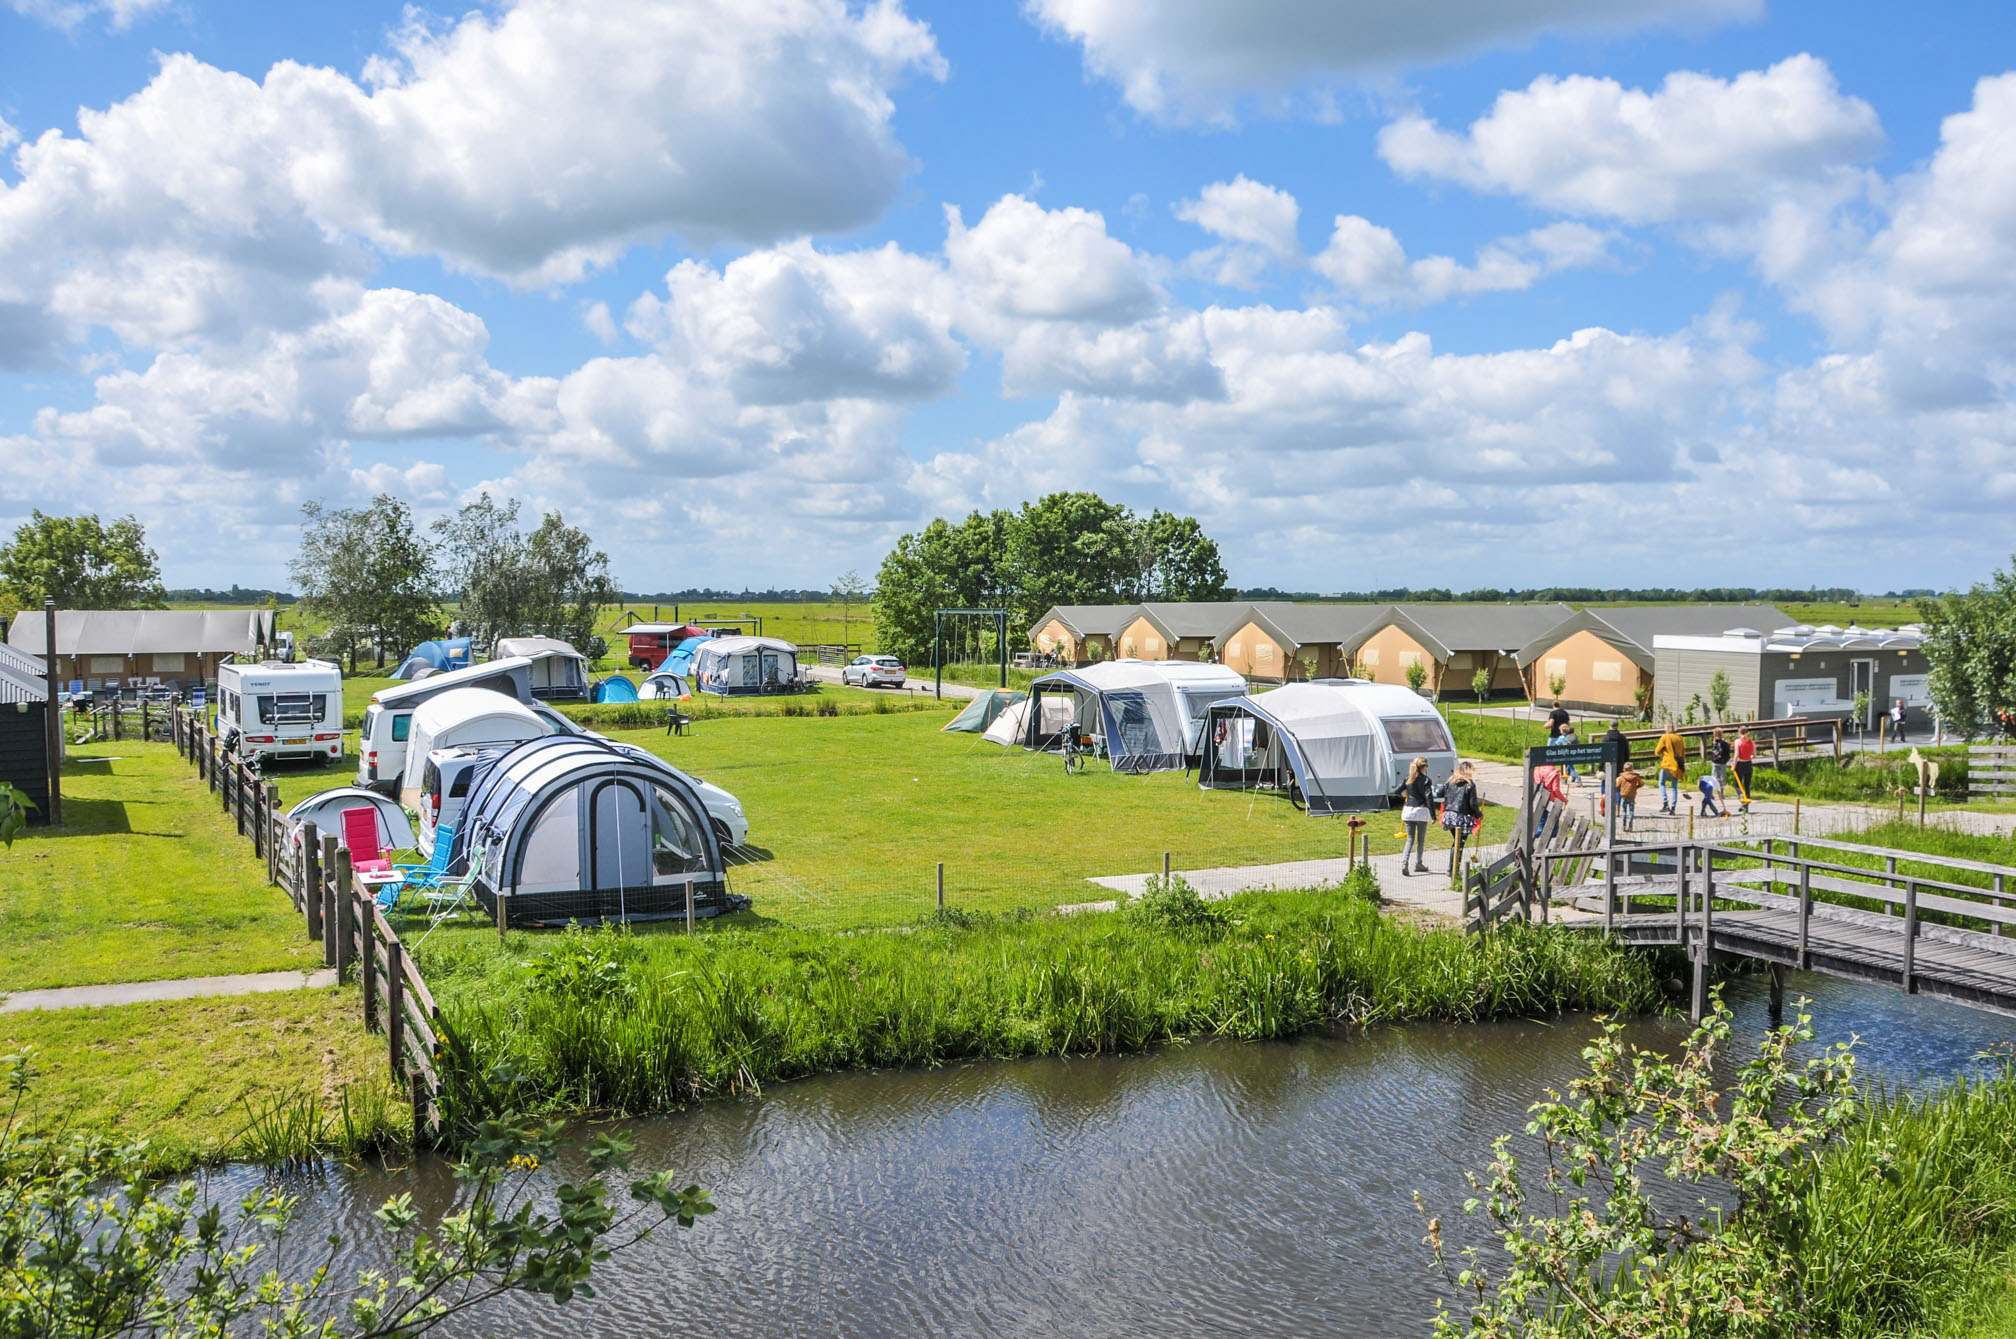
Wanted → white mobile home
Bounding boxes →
[355,656,536,794]
[215,659,345,764]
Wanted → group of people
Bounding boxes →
[1538,700,1761,830]
[1396,755,1484,879]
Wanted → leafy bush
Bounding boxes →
[1341,863,1381,905]
[0,782,31,849]
[1126,873,1226,933]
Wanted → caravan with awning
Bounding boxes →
[1198,681,1456,813]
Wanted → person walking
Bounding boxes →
[1546,700,1571,741]
[1441,761,1483,881]
[1397,755,1435,876]
[1890,697,1909,744]
[1602,719,1630,805]
[1654,721,1687,814]
[1708,728,1732,796]
[1531,763,1568,840]
[1615,762,1644,831]
[1558,721,1583,785]
[1733,726,1756,814]
[1698,770,1726,818]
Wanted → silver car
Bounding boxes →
[842,654,907,688]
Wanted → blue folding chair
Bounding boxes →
[378,824,457,913]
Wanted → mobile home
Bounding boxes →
[355,656,536,794]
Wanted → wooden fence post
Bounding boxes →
[264,784,282,886]
[301,823,322,930]
[387,938,406,1079]
[250,777,264,861]
[234,763,249,837]
[322,836,341,966]
[363,908,379,1032]
[335,855,355,978]
[141,700,151,742]
[936,860,945,909]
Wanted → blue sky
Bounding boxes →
[3,0,2014,594]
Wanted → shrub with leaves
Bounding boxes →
[0,1049,713,1338]
[0,782,30,849]
[1422,996,1859,1337]
[1126,873,1225,933]
[1341,863,1382,906]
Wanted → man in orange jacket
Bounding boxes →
[1654,722,1687,814]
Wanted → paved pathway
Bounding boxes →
[1,968,337,1013]
[802,665,985,700]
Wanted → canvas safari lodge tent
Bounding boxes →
[1198,681,1456,813]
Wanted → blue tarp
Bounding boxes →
[661,635,711,678]
[594,676,639,703]
[391,638,472,679]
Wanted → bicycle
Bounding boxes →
[1061,725,1096,776]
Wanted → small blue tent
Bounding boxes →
[661,635,711,679]
[594,676,639,703]
[391,638,472,679]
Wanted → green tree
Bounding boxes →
[0,783,31,848]
[1406,659,1429,693]
[872,511,1014,663]
[1708,668,1732,721]
[434,497,614,651]
[1133,510,1229,602]
[523,512,618,648]
[833,570,869,647]
[0,1050,713,1338]
[0,511,165,611]
[1470,667,1492,703]
[1918,559,2016,732]
[1003,492,1138,627]
[291,496,439,670]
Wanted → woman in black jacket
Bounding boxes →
[1440,761,1484,881]
[1397,755,1435,875]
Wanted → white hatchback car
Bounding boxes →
[842,655,907,688]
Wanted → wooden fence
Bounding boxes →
[1618,715,1839,768]
[169,708,444,1138]
[1972,744,2016,800]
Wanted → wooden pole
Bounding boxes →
[1162,851,1171,882]
[1602,759,1617,936]
[936,860,945,909]
[321,835,340,966]
[334,853,355,977]
[265,784,282,886]
[387,938,405,1078]
[302,823,322,933]
[363,910,380,1031]
[1793,797,1801,835]
[1918,759,1929,829]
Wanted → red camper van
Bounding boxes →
[621,623,705,671]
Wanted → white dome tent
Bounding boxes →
[1198,681,1456,813]
[1023,660,1248,773]
[448,735,736,927]
[691,636,801,696]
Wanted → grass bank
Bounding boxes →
[422,884,1666,1121]
[1750,745,1972,803]
[0,743,324,989]
[0,990,407,1175]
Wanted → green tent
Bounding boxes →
[942,688,1026,733]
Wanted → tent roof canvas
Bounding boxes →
[943,687,1025,733]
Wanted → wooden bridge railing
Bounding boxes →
[169,707,444,1137]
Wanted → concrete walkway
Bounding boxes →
[1,968,337,1013]
[802,665,985,700]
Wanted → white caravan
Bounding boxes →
[215,659,345,764]
[355,656,536,795]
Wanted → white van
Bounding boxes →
[397,688,548,810]
[356,656,536,795]
[216,659,344,764]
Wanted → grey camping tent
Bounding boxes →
[450,734,737,925]
[1024,660,1249,773]
[1197,681,1456,813]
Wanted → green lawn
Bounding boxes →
[0,990,404,1174]
[402,708,1518,941]
[0,742,322,990]
[334,670,931,727]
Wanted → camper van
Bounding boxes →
[216,659,344,764]
[355,656,535,795]
[397,689,549,810]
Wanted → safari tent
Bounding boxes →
[692,636,801,696]
[494,637,591,701]
[449,735,733,926]
[1023,660,1247,773]
[391,638,472,680]
[943,688,1025,733]
[1198,682,1457,813]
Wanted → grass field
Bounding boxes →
[0,743,327,990]
[0,990,405,1174]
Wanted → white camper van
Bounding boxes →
[215,659,345,764]
[397,689,548,810]
[355,656,536,795]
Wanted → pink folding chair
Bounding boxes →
[339,806,395,876]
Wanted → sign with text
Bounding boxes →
[1527,739,1626,768]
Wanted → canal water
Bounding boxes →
[214,974,2014,1338]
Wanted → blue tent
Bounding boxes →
[594,676,639,703]
[661,635,711,679]
[391,638,472,679]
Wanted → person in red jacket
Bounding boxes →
[1733,727,1757,814]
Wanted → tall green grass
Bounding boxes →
[1750,746,1972,802]
[423,887,1666,1121]
[1445,709,1554,763]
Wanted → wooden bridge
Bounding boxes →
[1467,833,2016,1023]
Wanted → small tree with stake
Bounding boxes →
[1548,673,1568,701]
[1470,667,1492,704]
[1709,668,1732,722]
[1406,660,1429,695]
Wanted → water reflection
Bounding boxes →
[211,972,2013,1338]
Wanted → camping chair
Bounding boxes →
[376,824,457,913]
[339,807,396,876]
[409,869,482,948]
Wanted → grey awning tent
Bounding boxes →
[1024,660,1247,773]
[1198,681,1457,813]
[494,637,590,700]
[691,637,800,696]
[449,735,733,925]
[943,688,1025,733]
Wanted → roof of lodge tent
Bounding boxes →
[1344,603,1578,660]
[1209,603,1386,656]
[1026,604,1137,641]
[7,609,273,658]
[495,636,585,661]
[1515,605,1794,673]
[1126,601,1273,646]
